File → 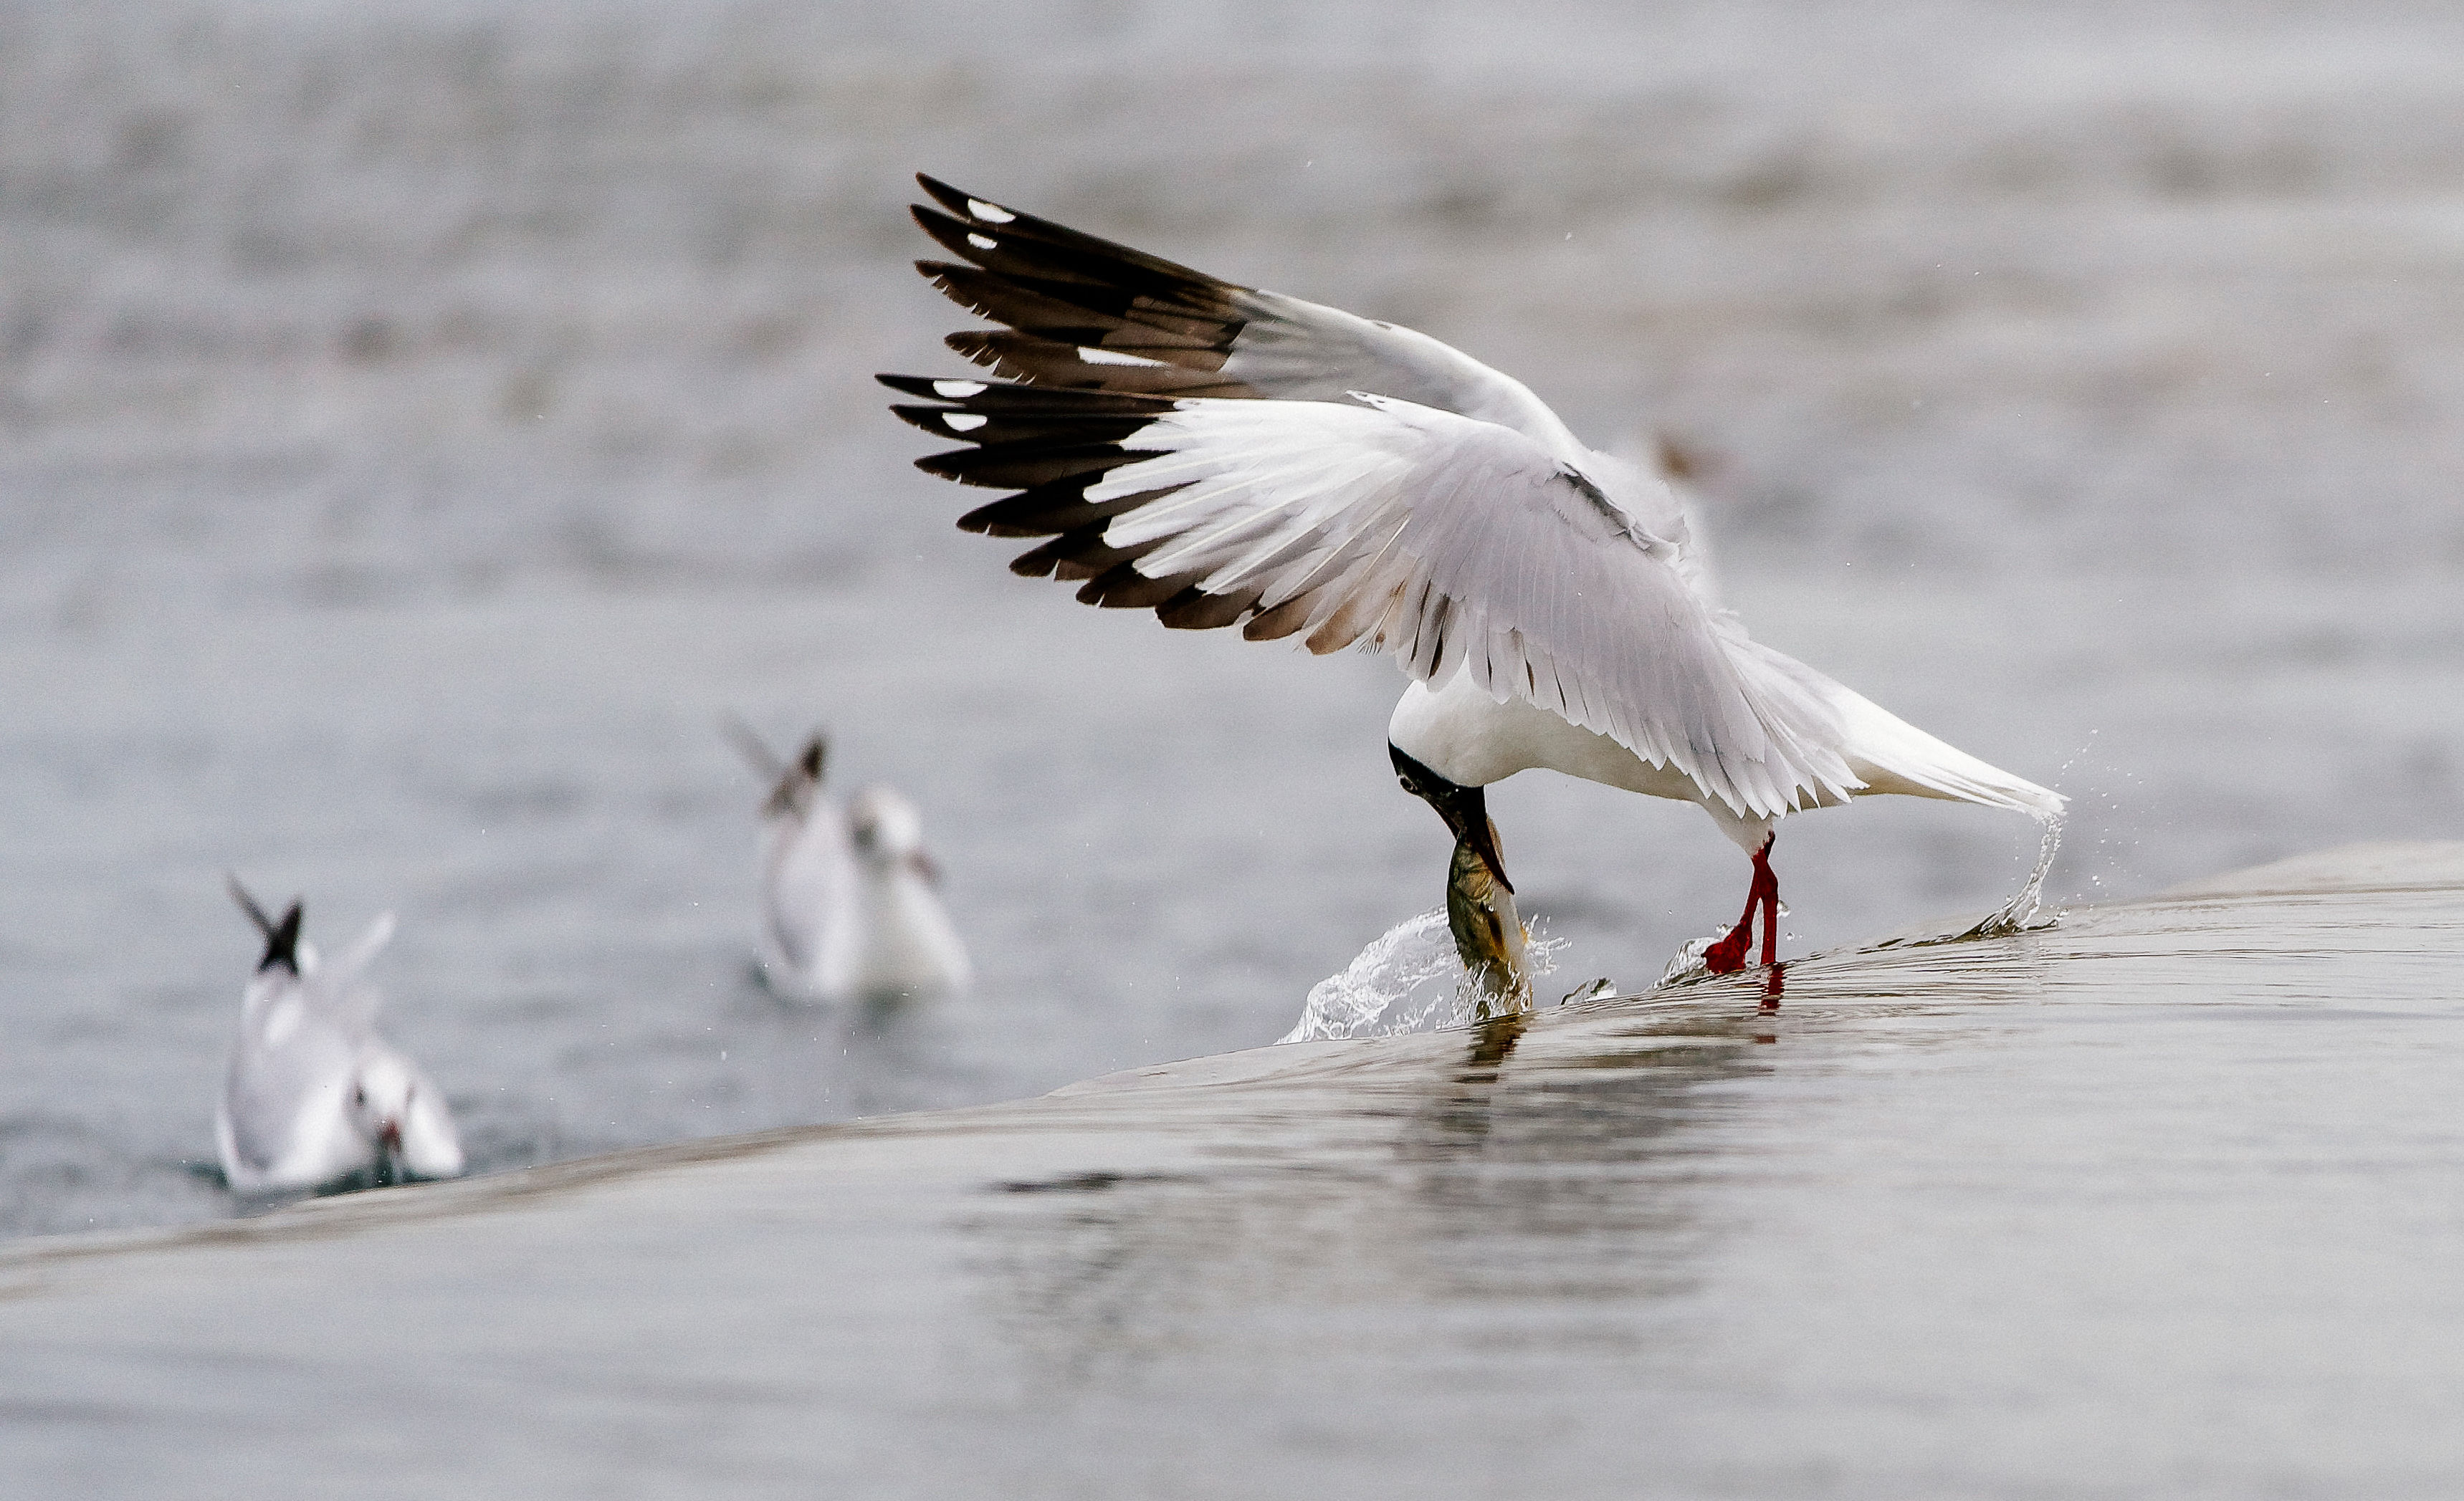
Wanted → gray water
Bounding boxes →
[4,0,2463,1240]
[6,844,2463,1499]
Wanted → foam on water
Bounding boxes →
[1279,912,1570,1042]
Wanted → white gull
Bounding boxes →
[728,721,972,1002]
[882,176,2061,973]
[217,878,464,1195]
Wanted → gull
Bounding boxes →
[218,878,464,1194]
[841,784,974,999]
[727,720,973,1001]
[729,719,858,996]
[882,176,2061,976]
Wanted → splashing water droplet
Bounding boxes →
[1655,929,1729,988]
[1279,913,1570,1042]
[1957,810,2066,939]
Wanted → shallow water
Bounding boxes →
[4,843,2462,1498]
[3,0,2463,1238]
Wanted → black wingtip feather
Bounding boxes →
[956,479,1181,539]
[892,404,1161,449]
[260,902,303,975]
[1077,562,1204,611]
[226,874,304,975]
[1156,585,1258,631]
[915,442,1151,490]
[892,183,1285,630]
[914,173,978,218]
[879,373,1180,416]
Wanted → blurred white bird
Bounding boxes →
[841,783,973,999]
[727,721,971,1002]
[885,176,2063,980]
[216,878,465,1195]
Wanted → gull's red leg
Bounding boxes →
[1704,835,1781,977]
[1754,838,1780,969]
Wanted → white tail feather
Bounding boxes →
[1830,687,2063,816]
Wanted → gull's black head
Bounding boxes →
[1389,744,1513,893]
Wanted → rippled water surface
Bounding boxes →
[6,846,2463,1498]
[3,0,2463,1238]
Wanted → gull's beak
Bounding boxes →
[1448,798,1512,896]
[1390,747,1513,894]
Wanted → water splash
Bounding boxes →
[1953,810,2066,939]
[1279,912,1569,1043]
[1654,929,1726,989]
[1653,893,1790,989]
[1658,812,2068,984]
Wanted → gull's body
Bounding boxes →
[734,726,970,1002]
[884,176,2060,972]
[740,730,860,995]
[217,883,464,1195]
[840,785,973,1000]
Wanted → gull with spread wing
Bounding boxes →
[883,176,2060,977]
[218,878,464,1194]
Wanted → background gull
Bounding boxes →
[729,720,860,997]
[730,721,971,1002]
[216,879,464,1195]
[841,784,973,1002]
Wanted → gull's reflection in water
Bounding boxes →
[965,992,1795,1390]
[1419,1009,1532,1148]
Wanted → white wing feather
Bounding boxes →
[1216,289,1589,461]
[1087,393,1859,818]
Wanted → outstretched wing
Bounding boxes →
[907,175,1586,461]
[304,911,394,1038]
[887,376,1857,818]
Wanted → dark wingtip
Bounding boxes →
[245,901,303,975]
[226,874,304,974]
[225,873,272,937]
[877,373,952,399]
[944,330,1005,370]
[889,403,957,436]
[264,903,304,974]
[759,730,828,817]
[914,174,979,218]
[720,711,787,783]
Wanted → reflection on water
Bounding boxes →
[3,849,2463,1497]
[962,863,2180,1404]
[971,989,1793,1389]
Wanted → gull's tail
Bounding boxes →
[1828,685,2065,817]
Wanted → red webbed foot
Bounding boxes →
[1701,836,1782,976]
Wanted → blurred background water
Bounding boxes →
[1,0,2459,1241]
